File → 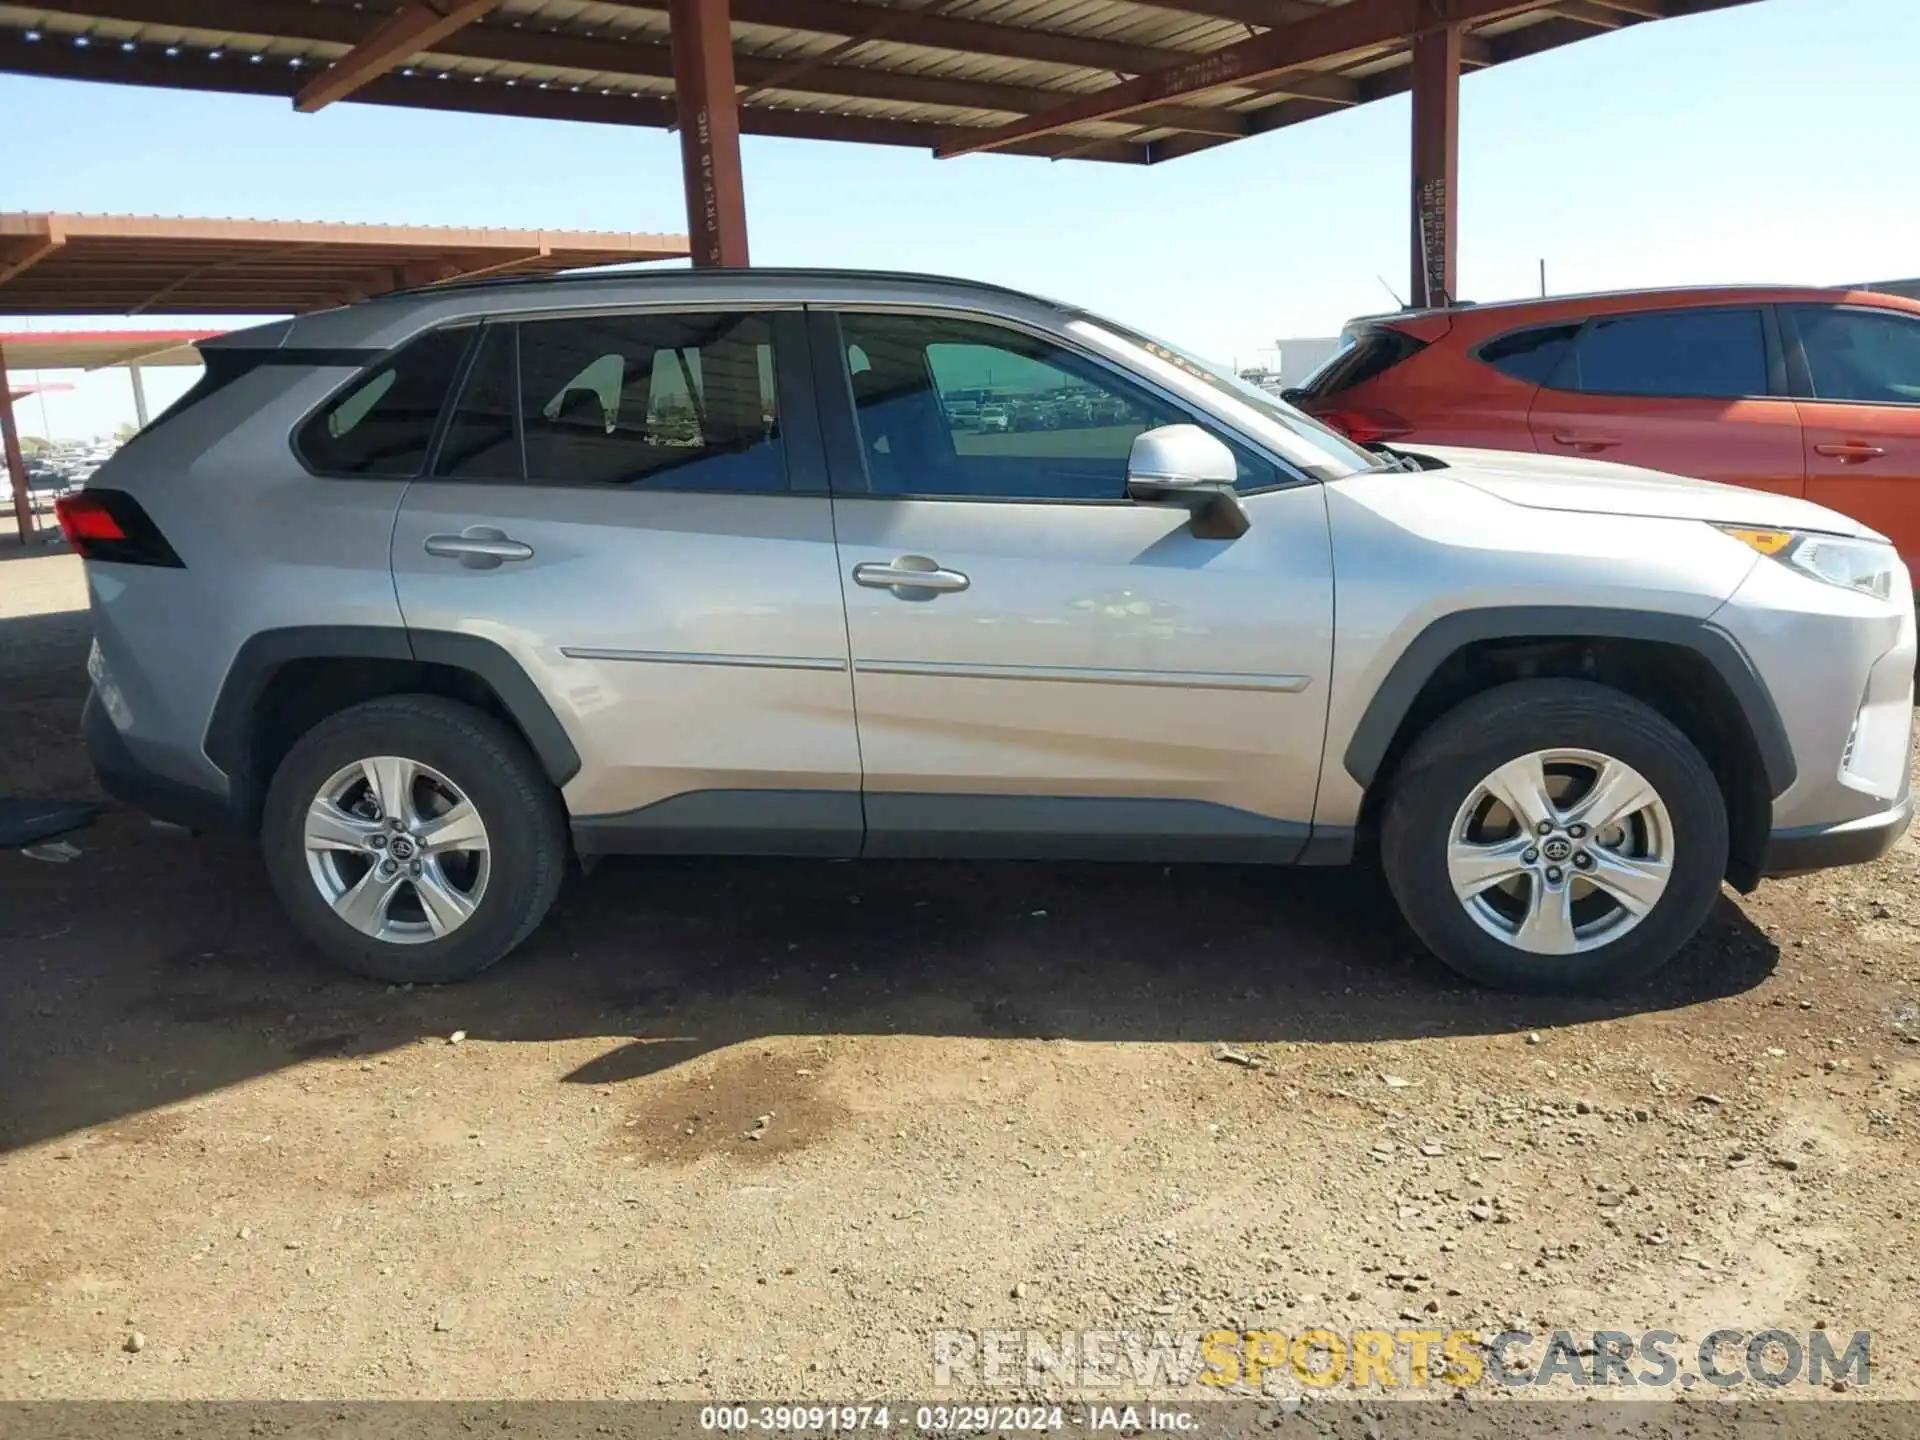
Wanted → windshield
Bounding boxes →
[1066,313,1385,479]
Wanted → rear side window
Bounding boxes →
[1555,308,1768,399]
[296,327,472,477]
[1475,323,1582,384]
[1784,305,1920,405]
[1295,326,1427,399]
[436,325,520,480]
[508,311,787,491]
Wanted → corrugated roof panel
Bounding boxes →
[964,0,1236,52]
[0,0,1756,165]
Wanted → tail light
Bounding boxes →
[54,489,184,567]
[1314,408,1414,446]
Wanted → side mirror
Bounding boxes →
[1125,424,1251,539]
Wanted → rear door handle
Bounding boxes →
[1813,441,1887,462]
[1551,432,1622,452]
[852,556,971,595]
[424,527,534,569]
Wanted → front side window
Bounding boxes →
[435,311,787,490]
[1786,306,1920,405]
[837,312,1278,500]
[297,326,471,477]
[1556,308,1768,399]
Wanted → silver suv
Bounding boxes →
[64,271,1914,993]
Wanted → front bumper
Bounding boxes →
[1761,777,1912,878]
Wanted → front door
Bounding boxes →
[391,307,862,852]
[816,308,1334,859]
[1782,303,1920,572]
[1525,305,1805,498]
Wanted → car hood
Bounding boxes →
[1403,444,1878,539]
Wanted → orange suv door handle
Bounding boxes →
[1551,432,1622,452]
[1813,441,1887,463]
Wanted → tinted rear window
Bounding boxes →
[1556,308,1768,399]
[1297,326,1427,399]
[1476,323,1582,384]
[296,327,473,477]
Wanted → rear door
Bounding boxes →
[1781,303,1920,570]
[1525,306,1805,497]
[815,307,1335,860]
[390,306,862,851]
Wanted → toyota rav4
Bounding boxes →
[62,271,1915,993]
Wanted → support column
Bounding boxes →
[0,340,34,547]
[129,363,151,429]
[1410,13,1461,310]
[669,0,750,269]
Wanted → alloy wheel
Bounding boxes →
[303,755,491,945]
[1445,748,1674,956]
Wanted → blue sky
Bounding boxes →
[5,0,1916,438]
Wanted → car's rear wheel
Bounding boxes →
[262,695,566,984]
[1381,679,1728,993]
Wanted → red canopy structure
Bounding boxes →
[0,0,1759,299]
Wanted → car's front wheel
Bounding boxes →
[1381,679,1728,993]
[261,695,567,984]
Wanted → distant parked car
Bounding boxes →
[1294,286,1920,580]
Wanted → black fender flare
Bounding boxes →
[1341,606,1796,797]
[204,625,581,803]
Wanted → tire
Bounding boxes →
[1380,679,1728,994]
[261,695,567,984]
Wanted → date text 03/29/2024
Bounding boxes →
[697,1405,1192,1433]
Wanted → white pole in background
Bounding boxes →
[129,363,150,430]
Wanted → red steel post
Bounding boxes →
[0,338,36,546]
[670,0,751,268]
[1410,15,1462,309]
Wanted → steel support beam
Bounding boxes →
[0,338,35,546]
[935,0,1561,159]
[0,225,65,285]
[1410,14,1461,308]
[1543,0,1630,24]
[670,0,750,268]
[295,0,501,111]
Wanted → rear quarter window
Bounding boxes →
[295,327,474,477]
[1474,323,1583,384]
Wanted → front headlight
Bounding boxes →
[1718,527,1899,601]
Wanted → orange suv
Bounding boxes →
[1295,286,1920,574]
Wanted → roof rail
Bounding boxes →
[390,265,1055,305]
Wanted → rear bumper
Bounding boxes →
[1761,782,1912,878]
[83,689,235,834]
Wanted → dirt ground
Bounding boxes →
[1,549,1916,1405]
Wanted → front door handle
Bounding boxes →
[424,527,534,569]
[852,556,971,595]
[1813,441,1887,463]
[1551,432,1622,452]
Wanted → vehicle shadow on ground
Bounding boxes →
[0,817,1780,1155]
[0,605,1781,1155]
